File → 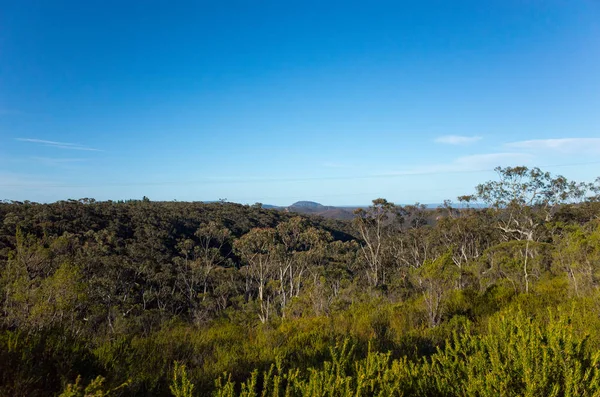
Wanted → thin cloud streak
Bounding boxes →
[3,159,600,190]
[386,152,534,176]
[0,152,530,189]
[16,138,103,152]
[434,135,482,145]
[30,157,87,166]
[44,144,103,152]
[17,138,80,146]
[506,138,600,154]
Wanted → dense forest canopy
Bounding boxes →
[2,166,600,396]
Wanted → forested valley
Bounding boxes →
[2,166,600,396]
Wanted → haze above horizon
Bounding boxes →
[1,1,600,206]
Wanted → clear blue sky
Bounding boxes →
[1,1,599,205]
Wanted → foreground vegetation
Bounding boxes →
[1,166,600,396]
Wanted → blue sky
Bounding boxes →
[1,1,599,205]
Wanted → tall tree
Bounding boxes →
[353,199,396,288]
[275,217,331,314]
[476,166,585,292]
[234,228,277,323]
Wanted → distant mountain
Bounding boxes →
[257,201,459,221]
[254,201,355,220]
[280,201,357,220]
[289,201,326,209]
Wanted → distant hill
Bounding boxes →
[256,201,464,221]
[289,202,357,220]
[256,201,359,220]
[289,201,326,209]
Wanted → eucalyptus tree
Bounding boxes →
[1,230,86,332]
[306,239,359,316]
[590,177,600,203]
[275,217,331,313]
[476,166,586,241]
[475,166,586,292]
[233,228,278,323]
[174,221,231,322]
[388,204,438,290]
[353,199,397,288]
[434,204,497,289]
[552,221,600,296]
[193,221,231,299]
[415,252,458,327]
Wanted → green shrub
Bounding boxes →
[214,308,600,396]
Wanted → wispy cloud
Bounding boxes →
[18,138,76,145]
[434,135,482,145]
[16,138,103,152]
[45,144,102,152]
[385,152,534,176]
[505,138,600,154]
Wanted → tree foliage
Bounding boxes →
[0,168,599,396]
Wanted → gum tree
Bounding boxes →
[476,166,586,292]
[353,198,397,288]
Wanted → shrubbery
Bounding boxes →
[1,167,600,396]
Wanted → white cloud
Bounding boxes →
[506,138,600,154]
[16,138,103,152]
[384,152,534,176]
[45,144,102,152]
[17,138,77,146]
[434,135,482,145]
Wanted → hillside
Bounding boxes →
[260,201,359,220]
[264,201,444,221]
[1,167,599,396]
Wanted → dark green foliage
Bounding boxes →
[214,309,600,396]
[1,168,600,396]
[0,329,101,397]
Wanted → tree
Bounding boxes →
[552,221,600,296]
[414,251,458,327]
[234,228,277,323]
[353,199,396,288]
[434,206,496,289]
[274,217,330,314]
[477,240,550,293]
[476,166,586,241]
[178,222,231,307]
[476,166,586,292]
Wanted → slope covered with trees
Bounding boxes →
[1,167,600,396]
